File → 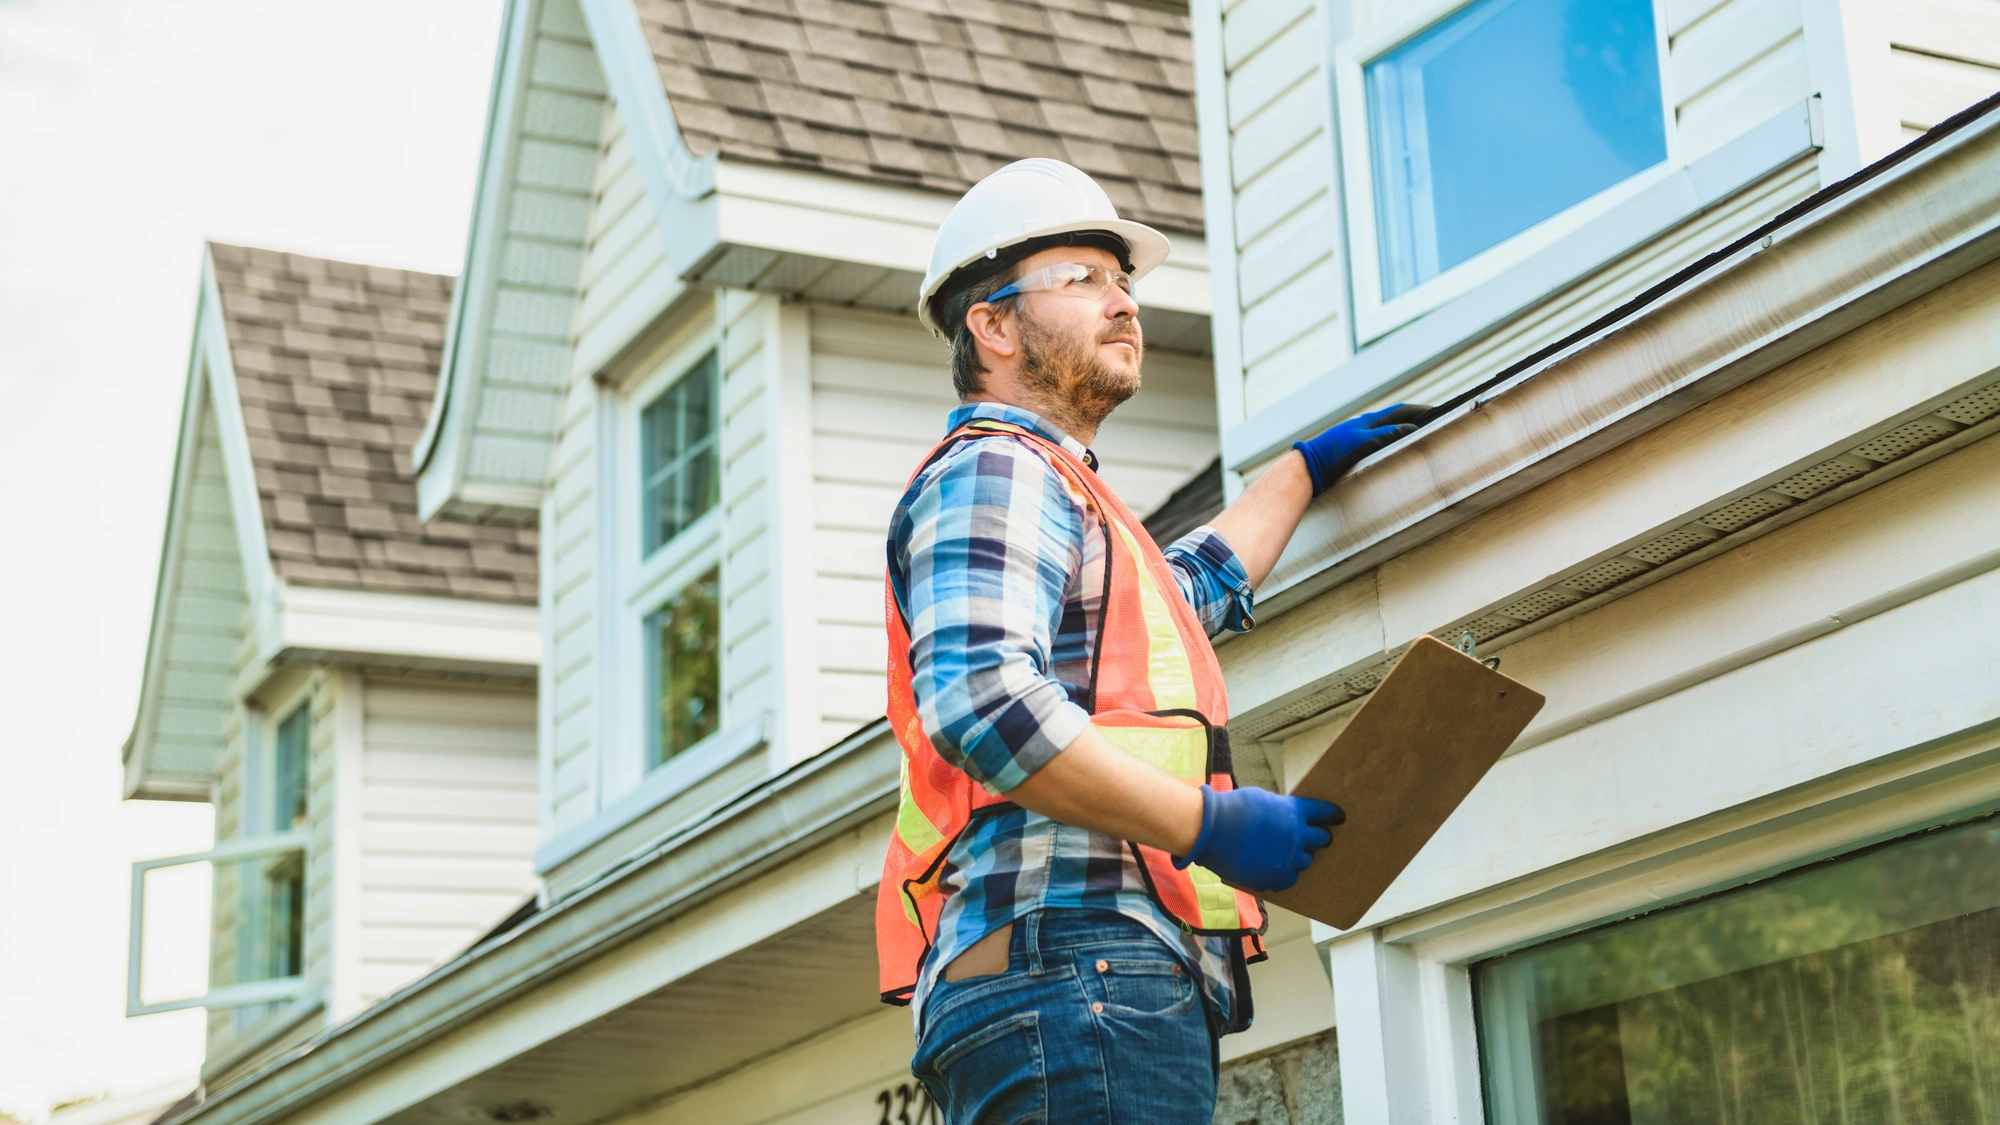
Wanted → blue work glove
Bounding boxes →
[1293,404,1432,495]
[1174,785,1345,892]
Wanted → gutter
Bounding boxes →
[174,720,898,1125]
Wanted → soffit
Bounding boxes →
[209,244,540,604]
[381,895,879,1125]
[631,0,1206,232]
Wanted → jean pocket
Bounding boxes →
[1095,957,1197,1017]
[921,1011,1047,1125]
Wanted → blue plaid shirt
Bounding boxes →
[889,403,1257,1030]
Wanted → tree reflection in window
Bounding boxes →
[646,567,721,768]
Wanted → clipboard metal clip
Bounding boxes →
[1457,630,1502,671]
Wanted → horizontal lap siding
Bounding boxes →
[1669,0,1809,161]
[1889,0,2000,138]
[1225,0,1350,417]
[806,308,1220,751]
[720,292,780,733]
[357,681,538,1006]
[545,313,600,835]
[156,407,245,786]
[573,99,674,368]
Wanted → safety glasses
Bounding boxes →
[985,261,1135,305]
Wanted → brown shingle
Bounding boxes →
[209,243,539,605]
[632,0,1204,231]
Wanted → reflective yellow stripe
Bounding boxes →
[1108,520,1197,711]
[1186,863,1245,930]
[894,760,945,858]
[1095,722,1208,782]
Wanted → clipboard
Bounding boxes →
[1257,634,1545,930]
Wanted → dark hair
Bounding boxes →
[933,230,1135,399]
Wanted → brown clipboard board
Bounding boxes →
[1257,634,1546,930]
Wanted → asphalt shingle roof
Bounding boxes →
[635,0,1205,232]
[209,243,539,604]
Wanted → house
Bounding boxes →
[1186,0,2000,1116]
[130,0,2000,1119]
[123,245,542,1092]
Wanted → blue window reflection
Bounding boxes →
[1366,0,1667,298]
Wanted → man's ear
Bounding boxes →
[964,301,1019,365]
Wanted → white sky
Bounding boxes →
[0,1,503,1117]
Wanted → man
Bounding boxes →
[877,159,1426,1124]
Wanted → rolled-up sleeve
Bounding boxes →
[1164,526,1257,637]
[894,442,1093,794]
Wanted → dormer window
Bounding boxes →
[1342,0,1669,334]
[641,352,720,556]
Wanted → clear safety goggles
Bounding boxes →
[986,261,1135,305]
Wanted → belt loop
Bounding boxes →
[1024,910,1044,973]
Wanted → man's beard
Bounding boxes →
[1016,307,1142,436]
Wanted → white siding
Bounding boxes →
[1670,0,1810,161]
[150,405,246,788]
[805,307,1221,751]
[573,99,677,372]
[544,345,602,835]
[718,292,784,736]
[1889,0,2000,138]
[1222,0,1351,418]
[356,680,539,1005]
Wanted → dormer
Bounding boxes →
[123,245,542,1089]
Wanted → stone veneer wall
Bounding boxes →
[1213,1032,1340,1125]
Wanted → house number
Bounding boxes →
[874,1081,939,1125]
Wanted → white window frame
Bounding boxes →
[1334,0,1680,343]
[610,340,727,802]
[1320,776,2000,1124]
[127,690,317,1016]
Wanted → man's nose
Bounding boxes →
[1104,283,1139,319]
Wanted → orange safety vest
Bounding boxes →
[876,419,1266,1005]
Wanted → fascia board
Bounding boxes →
[1245,101,2000,621]
[275,585,540,669]
[170,721,898,1125]
[707,160,1214,316]
[413,0,537,517]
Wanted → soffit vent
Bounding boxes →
[1700,491,1796,533]
[1561,556,1650,595]
[1770,455,1874,499]
[1938,385,2000,425]
[1850,417,1962,463]
[1498,587,1583,623]
[1627,524,1721,564]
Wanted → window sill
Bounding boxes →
[1222,99,1823,474]
[533,713,771,874]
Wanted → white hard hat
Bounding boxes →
[918,158,1172,336]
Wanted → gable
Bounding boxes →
[124,393,250,801]
[416,0,610,524]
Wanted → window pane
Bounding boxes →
[1366,0,1666,297]
[645,566,722,768]
[273,705,309,833]
[1475,816,2000,1125]
[642,353,720,556]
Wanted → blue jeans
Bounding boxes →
[912,910,1220,1125]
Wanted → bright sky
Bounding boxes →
[0,1,502,1117]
